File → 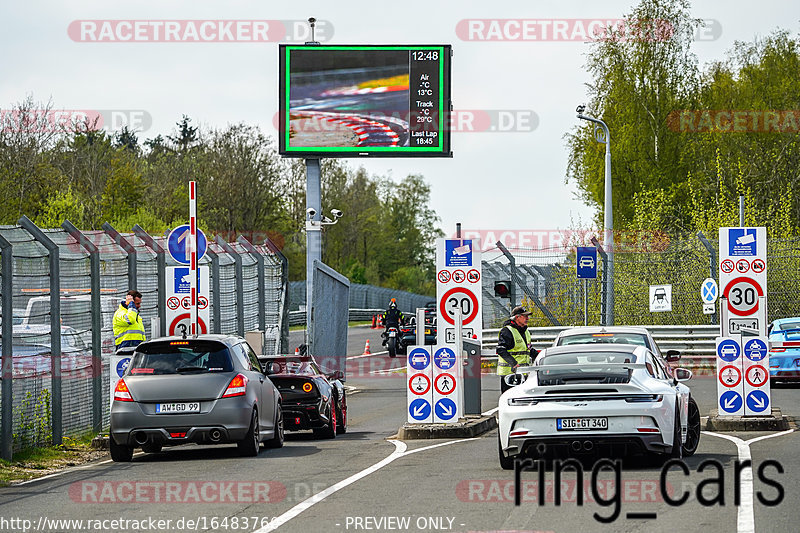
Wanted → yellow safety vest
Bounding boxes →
[113,303,145,348]
[497,325,532,376]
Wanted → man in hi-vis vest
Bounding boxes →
[113,289,145,352]
[496,306,538,392]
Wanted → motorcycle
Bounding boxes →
[384,326,404,358]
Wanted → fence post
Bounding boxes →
[237,236,265,331]
[205,246,221,334]
[216,237,244,337]
[18,216,62,446]
[697,231,719,325]
[264,237,290,354]
[62,220,103,433]
[0,232,13,460]
[102,223,137,290]
[132,225,167,336]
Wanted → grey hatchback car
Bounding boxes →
[109,335,284,462]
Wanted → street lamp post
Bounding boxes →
[577,105,614,325]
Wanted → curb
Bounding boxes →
[702,407,794,432]
[91,435,110,449]
[396,415,497,440]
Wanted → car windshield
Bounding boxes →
[558,332,648,348]
[536,351,635,385]
[129,340,233,375]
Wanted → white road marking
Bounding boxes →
[347,351,388,359]
[253,438,477,533]
[702,429,794,533]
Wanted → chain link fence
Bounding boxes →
[289,281,434,315]
[481,234,800,329]
[0,219,289,457]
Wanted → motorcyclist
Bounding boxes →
[381,298,405,346]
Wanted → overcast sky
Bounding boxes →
[1,0,798,240]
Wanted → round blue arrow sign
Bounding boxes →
[409,398,431,421]
[743,339,768,361]
[746,390,769,413]
[717,339,740,362]
[408,348,430,371]
[435,398,457,421]
[434,347,456,370]
[115,357,130,378]
[719,390,743,413]
[167,224,208,265]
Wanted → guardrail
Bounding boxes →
[481,325,720,364]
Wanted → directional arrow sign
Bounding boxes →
[434,398,457,421]
[746,390,769,413]
[409,398,432,422]
[719,390,743,415]
[167,224,208,265]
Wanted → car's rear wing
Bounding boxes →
[516,362,646,374]
[770,340,800,352]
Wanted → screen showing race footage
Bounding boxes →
[279,45,452,157]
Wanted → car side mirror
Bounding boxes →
[503,374,523,387]
[674,368,692,382]
[264,361,279,375]
[666,350,681,362]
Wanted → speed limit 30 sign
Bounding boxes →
[722,277,764,316]
[436,238,482,345]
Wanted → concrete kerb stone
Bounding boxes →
[395,415,497,440]
[703,407,793,432]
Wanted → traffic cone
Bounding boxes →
[371,315,377,329]
[363,339,371,355]
[294,347,300,356]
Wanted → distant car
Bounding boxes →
[768,318,800,383]
[553,326,680,362]
[109,335,284,462]
[260,355,347,438]
[498,344,699,469]
[578,256,595,269]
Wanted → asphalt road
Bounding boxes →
[1,327,798,533]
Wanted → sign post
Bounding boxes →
[719,227,767,336]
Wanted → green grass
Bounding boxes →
[0,432,102,487]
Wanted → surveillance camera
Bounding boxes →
[331,209,343,218]
[576,104,586,114]
[308,17,316,24]
[306,207,316,218]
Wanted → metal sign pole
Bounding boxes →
[189,181,198,335]
[584,278,588,326]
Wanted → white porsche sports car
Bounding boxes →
[498,344,700,469]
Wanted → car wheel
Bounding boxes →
[141,442,162,454]
[264,407,284,449]
[238,409,260,457]
[388,337,397,358]
[669,403,683,460]
[336,395,347,435]
[682,397,701,457]
[498,433,515,470]
[110,438,133,462]
[314,405,337,439]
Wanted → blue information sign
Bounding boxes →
[717,339,740,362]
[729,228,757,256]
[576,247,598,279]
[408,348,431,371]
[409,398,431,421]
[167,225,208,265]
[746,390,769,413]
[444,240,472,267]
[743,339,767,361]
[435,398,457,421]
[719,390,743,413]
[434,347,456,370]
[115,357,130,378]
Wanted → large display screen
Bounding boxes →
[278,45,452,157]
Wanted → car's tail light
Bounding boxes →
[508,397,538,406]
[114,379,134,402]
[221,374,248,398]
[302,382,314,393]
[509,430,529,437]
[625,394,663,403]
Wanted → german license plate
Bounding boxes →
[155,402,200,414]
[557,417,607,430]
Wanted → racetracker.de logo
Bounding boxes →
[0,109,152,134]
[455,18,720,42]
[67,19,333,43]
[667,110,800,133]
